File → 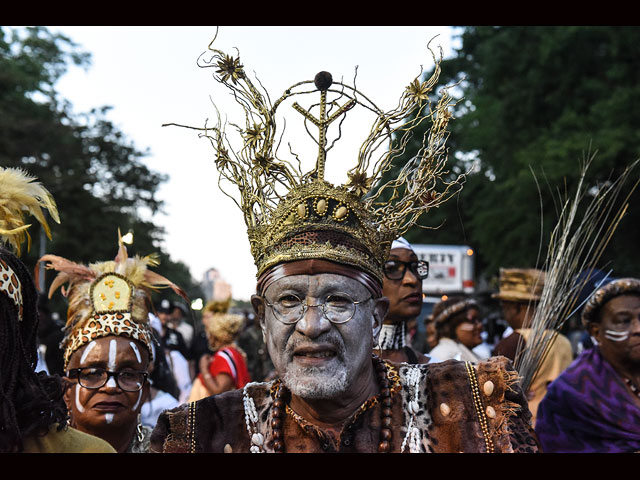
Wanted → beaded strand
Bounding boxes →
[255,355,395,453]
[464,361,494,453]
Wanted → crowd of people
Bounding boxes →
[2,38,639,453]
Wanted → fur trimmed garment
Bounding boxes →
[150,356,539,453]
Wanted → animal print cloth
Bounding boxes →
[0,258,22,320]
[63,312,153,368]
[150,356,540,453]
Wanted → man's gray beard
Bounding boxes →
[282,363,349,400]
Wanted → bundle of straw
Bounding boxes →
[515,153,639,392]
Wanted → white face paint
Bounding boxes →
[105,413,114,424]
[604,329,629,342]
[75,384,86,413]
[129,341,142,364]
[106,339,118,388]
[79,341,97,365]
[457,323,477,331]
[132,389,143,411]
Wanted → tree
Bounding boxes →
[0,26,204,313]
[402,26,640,287]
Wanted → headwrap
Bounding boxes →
[390,237,415,253]
[580,277,640,326]
[257,259,382,298]
[432,299,479,326]
[39,232,188,369]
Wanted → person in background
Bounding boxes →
[0,166,115,453]
[424,317,439,353]
[188,309,214,379]
[140,330,181,429]
[428,295,486,363]
[492,268,573,424]
[188,299,250,402]
[36,293,65,377]
[154,300,192,404]
[171,301,194,351]
[535,277,640,452]
[41,232,188,452]
[378,237,431,364]
[156,299,189,359]
[236,309,275,382]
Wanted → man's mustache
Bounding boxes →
[285,332,346,360]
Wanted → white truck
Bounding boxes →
[410,244,476,301]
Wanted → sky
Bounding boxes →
[47,26,460,301]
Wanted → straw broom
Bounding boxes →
[514,153,640,392]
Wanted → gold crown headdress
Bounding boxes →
[169,32,464,287]
[0,167,60,320]
[39,232,189,369]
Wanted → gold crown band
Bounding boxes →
[257,259,382,298]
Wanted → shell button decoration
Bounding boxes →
[92,273,132,314]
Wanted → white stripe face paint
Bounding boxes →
[129,341,142,364]
[75,384,86,413]
[458,324,477,331]
[604,329,629,342]
[79,341,97,365]
[106,339,118,388]
[132,389,143,411]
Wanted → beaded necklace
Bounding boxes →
[249,355,396,453]
[379,322,406,351]
[623,377,640,400]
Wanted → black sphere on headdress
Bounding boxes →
[314,71,333,91]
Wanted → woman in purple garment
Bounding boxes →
[535,278,640,452]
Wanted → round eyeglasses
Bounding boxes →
[67,367,148,392]
[264,292,371,325]
[383,260,429,280]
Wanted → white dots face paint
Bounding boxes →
[79,341,97,365]
[604,330,629,342]
[105,413,114,424]
[129,341,142,364]
[106,339,118,388]
[75,384,86,413]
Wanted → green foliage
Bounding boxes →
[401,26,640,285]
[0,26,204,316]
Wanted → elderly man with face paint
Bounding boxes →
[378,237,432,364]
[40,234,188,453]
[535,277,640,452]
[149,36,541,453]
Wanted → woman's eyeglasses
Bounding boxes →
[67,367,148,392]
[383,260,429,280]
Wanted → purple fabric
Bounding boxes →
[535,347,640,452]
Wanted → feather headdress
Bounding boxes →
[39,231,189,369]
[0,167,60,256]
